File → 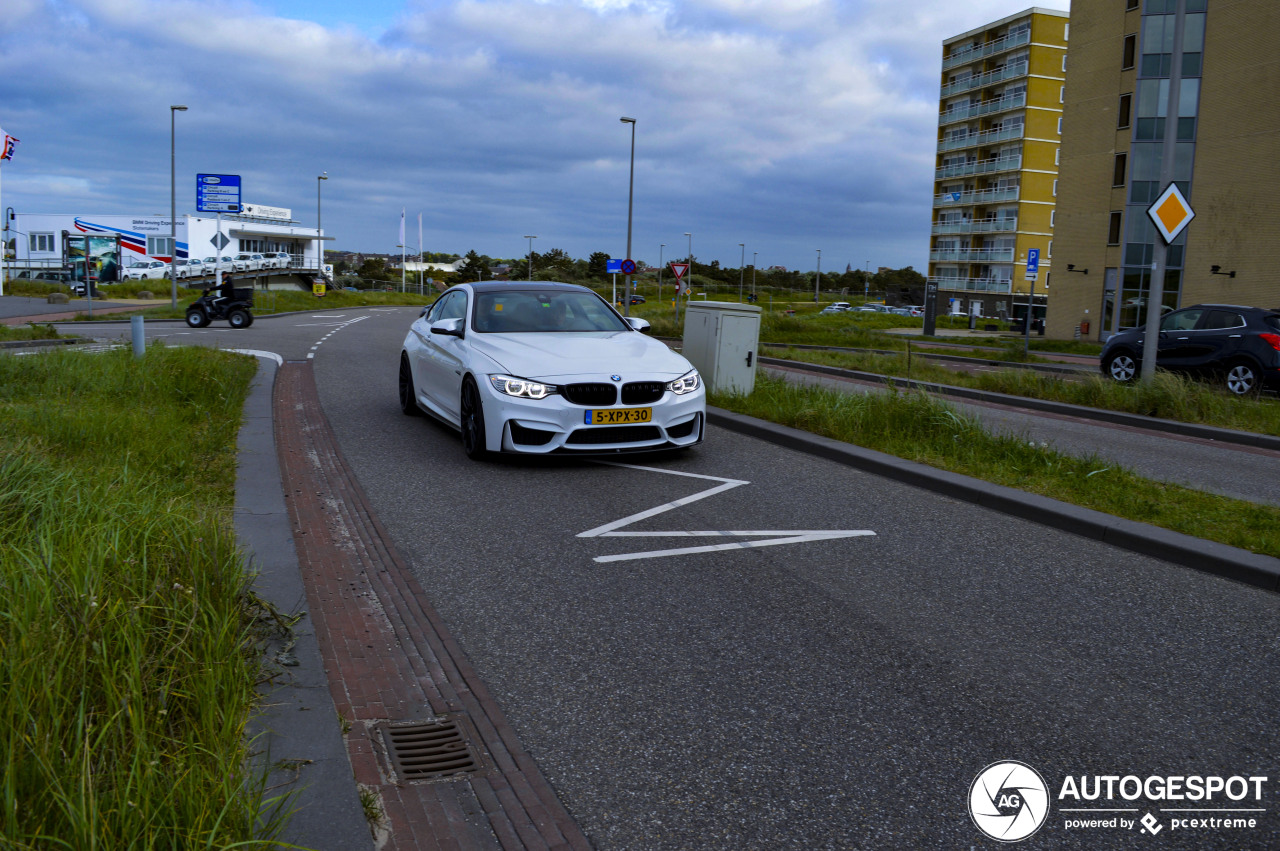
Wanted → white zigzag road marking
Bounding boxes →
[580,462,874,563]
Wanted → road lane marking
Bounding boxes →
[581,462,874,562]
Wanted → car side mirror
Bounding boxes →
[626,317,651,333]
[430,317,464,338]
[419,306,429,318]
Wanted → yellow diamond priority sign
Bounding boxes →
[1147,183,1195,244]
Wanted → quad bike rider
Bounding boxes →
[186,275,254,328]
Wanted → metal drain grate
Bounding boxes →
[377,718,484,781]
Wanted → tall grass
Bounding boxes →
[767,346,1280,437]
[0,346,287,849]
[712,374,1280,558]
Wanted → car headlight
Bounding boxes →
[489,375,557,399]
[667,369,701,395]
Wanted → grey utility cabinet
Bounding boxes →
[681,301,762,395]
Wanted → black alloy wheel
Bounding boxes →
[227,308,252,329]
[398,354,421,416]
[185,308,210,328]
[460,379,488,460]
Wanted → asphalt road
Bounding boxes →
[44,308,1280,849]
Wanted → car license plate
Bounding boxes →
[586,407,652,425]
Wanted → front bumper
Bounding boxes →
[479,379,706,454]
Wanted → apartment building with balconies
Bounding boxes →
[930,7,1069,321]
[1048,0,1280,341]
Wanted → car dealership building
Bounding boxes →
[6,205,327,277]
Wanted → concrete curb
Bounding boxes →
[761,356,1280,452]
[708,406,1280,593]
[234,358,373,851]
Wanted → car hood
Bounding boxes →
[470,331,693,379]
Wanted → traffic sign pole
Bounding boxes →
[1139,3,1190,383]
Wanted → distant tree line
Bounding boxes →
[331,248,925,304]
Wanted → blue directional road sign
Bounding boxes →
[196,174,242,213]
[606,258,623,274]
[1025,247,1040,281]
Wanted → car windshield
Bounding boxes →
[473,290,629,333]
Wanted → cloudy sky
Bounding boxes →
[0,0,1067,272]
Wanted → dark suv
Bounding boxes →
[1100,304,1280,395]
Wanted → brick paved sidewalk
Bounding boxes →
[274,361,590,850]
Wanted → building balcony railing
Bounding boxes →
[928,276,1014,293]
[935,154,1022,180]
[937,124,1025,154]
[939,61,1029,98]
[943,29,1032,71]
[931,217,1019,235]
[929,248,1016,264]
[940,91,1026,125]
[933,186,1021,207]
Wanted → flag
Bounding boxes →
[0,127,17,161]
[399,208,405,246]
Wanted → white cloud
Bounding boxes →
[0,0,1050,270]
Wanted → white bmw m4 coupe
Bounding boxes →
[399,282,705,459]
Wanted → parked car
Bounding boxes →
[858,303,891,313]
[202,255,236,273]
[165,259,202,279]
[262,251,291,269]
[1100,303,1280,396]
[250,253,267,269]
[618,294,646,305]
[121,260,167,280]
[399,282,705,459]
[819,305,846,315]
[828,302,851,311]
[232,253,260,272]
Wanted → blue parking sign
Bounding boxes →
[1025,248,1040,280]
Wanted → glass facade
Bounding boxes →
[1116,1,1206,330]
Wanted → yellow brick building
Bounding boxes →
[1049,0,1280,340]
[930,8,1069,323]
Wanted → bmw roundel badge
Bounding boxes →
[611,375,622,381]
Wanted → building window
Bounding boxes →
[1060,86,1065,103]
[1053,179,1059,197]
[1123,34,1137,70]
[1057,116,1063,134]
[1055,147,1061,165]
[1127,0,1139,9]
[1118,93,1132,128]
[29,233,56,253]
[1048,240,1053,258]
[1113,152,1127,187]
[1062,55,1068,72]
[147,236,174,258]
[1051,211,1056,228]
[1108,211,1123,245]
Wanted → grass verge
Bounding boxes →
[0,345,291,848]
[0,324,61,342]
[765,346,1280,437]
[711,373,1280,559]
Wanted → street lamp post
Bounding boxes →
[620,117,636,317]
[682,232,692,321]
[865,260,870,298]
[752,251,758,298]
[814,249,822,302]
[316,172,327,281]
[658,243,665,305]
[169,105,187,309]
[524,235,536,280]
[738,243,745,302]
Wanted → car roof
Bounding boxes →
[459,281,593,295]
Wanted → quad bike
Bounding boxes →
[186,282,255,329]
